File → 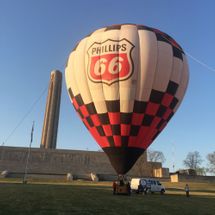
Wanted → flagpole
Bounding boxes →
[23,121,34,184]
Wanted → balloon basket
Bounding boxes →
[113,175,131,195]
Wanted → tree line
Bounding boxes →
[147,150,215,176]
[183,151,215,175]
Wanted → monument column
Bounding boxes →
[40,70,62,149]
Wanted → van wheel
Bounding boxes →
[160,190,165,195]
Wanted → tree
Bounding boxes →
[147,150,166,164]
[207,151,215,175]
[196,167,207,176]
[183,151,203,170]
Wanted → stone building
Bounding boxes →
[0,146,167,180]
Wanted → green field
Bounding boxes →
[0,179,214,215]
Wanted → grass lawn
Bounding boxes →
[0,179,214,215]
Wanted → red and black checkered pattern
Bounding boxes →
[68,80,179,151]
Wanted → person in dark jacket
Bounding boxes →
[138,182,144,194]
[127,182,131,196]
[185,184,190,197]
[112,180,117,195]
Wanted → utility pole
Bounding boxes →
[172,141,176,172]
[23,121,34,184]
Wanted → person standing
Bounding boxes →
[185,184,190,197]
[112,180,117,195]
[127,181,131,196]
[138,182,143,194]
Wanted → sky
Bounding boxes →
[0,0,215,172]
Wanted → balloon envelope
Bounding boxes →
[65,24,189,174]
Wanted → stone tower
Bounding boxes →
[40,70,62,149]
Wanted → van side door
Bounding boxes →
[148,180,154,192]
[155,181,161,191]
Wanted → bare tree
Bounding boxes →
[183,151,203,170]
[147,150,166,164]
[207,151,215,175]
[196,167,207,176]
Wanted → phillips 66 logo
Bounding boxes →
[87,39,134,85]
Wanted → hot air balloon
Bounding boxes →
[65,24,189,175]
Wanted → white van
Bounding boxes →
[130,178,165,194]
